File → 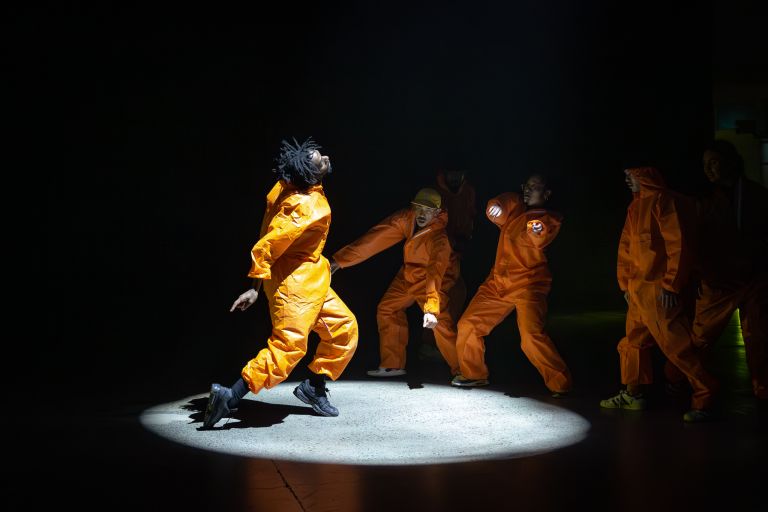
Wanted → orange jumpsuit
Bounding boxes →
[667,176,768,398]
[241,180,358,393]
[617,168,717,410]
[435,171,477,254]
[333,209,460,373]
[455,192,572,392]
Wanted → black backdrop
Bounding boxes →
[39,1,724,400]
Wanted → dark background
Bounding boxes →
[35,1,764,402]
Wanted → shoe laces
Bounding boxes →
[311,382,330,398]
[621,389,642,401]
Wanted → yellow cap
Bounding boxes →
[411,188,442,209]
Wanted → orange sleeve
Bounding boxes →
[524,214,561,249]
[248,195,316,280]
[423,233,451,314]
[655,192,688,293]
[333,209,409,268]
[616,213,632,291]
[486,192,524,228]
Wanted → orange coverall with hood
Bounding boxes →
[455,192,572,392]
[333,208,460,373]
[241,180,359,393]
[617,167,717,410]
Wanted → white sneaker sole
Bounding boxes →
[451,379,489,388]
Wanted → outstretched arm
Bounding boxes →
[332,210,410,269]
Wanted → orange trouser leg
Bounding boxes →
[241,290,324,394]
[638,283,718,410]
[307,287,359,381]
[665,280,737,384]
[418,292,459,374]
[456,279,515,380]
[618,297,656,387]
[376,273,416,369]
[515,296,572,393]
[741,277,768,399]
[692,281,740,350]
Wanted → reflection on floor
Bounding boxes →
[25,311,766,510]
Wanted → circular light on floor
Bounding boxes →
[140,381,590,465]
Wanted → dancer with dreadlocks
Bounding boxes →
[203,137,358,427]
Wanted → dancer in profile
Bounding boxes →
[600,167,717,422]
[203,137,358,427]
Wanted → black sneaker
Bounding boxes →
[203,383,233,428]
[293,379,339,417]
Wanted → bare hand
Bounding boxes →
[488,205,503,218]
[230,288,259,312]
[423,312,438,329]
[657,289,678,310]
[330,260,340,275]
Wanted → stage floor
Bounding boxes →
[23,311,767,511]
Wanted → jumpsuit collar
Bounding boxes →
[279,179,324,195]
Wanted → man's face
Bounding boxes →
[522,175,550,207]
[702,150,726,184]
[309,150,331,179]
[624,169,640,193]
[413,204,440,228]
[446,171,464,190]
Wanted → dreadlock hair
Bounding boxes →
[274,137,328,189]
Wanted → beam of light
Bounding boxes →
[732,309,744,347]
[140,381,590,465]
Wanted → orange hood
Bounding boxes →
[629,167,666,196]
